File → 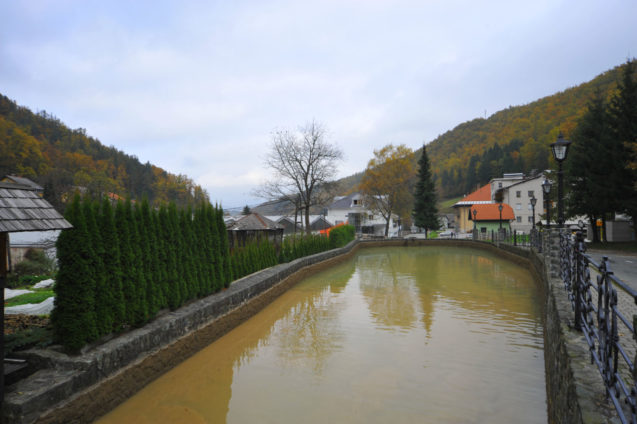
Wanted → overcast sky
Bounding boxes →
[2,1,636,208]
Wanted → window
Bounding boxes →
[515,203,521,210]
[353,199,358,205]
[528,203,532,210]
[369,214,374,220]
[528,216,534,223]
[481,227,487,233]
[498,182,502,188]
[516,216,522,222]
[528,190,534,198]
[516,190,521,198]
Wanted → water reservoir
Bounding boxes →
[98,246,546,423]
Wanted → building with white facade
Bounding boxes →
[326,192,398,236]
[490,173,546,233]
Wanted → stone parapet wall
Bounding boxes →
[4,237,619,423]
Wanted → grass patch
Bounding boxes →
[586,241,637,253]
[438,196,462,214]
[6,290,54,307]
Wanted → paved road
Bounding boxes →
[587,249,637,292]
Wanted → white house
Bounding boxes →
[490,172,546,233]
[326,192,398,236]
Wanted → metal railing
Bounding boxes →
[473,228,542,250]
[559,230,637,423]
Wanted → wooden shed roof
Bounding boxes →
[227,213,283,231]
[0,182,72,232]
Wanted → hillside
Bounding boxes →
[332,61,632,200]
[0,95,208,209]
[426,61,631,198]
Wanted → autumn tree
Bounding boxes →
[359,144,416,236]
[259,121,343,234]
[413,145,439,237]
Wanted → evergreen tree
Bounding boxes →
[83,198,110,336]
[207,204,221,291]
[150,208,167,309]
[566,91,615,242]
[99,197,125,330]
[142,198,163,314]
[157,206,171,307]
[179,207,196,302]
[127,199,148,324]
[216,205,233,286]
[413,145,439,237]
[608,60,637,234]
[136,200,157,317]
[165,203,182,309]
[52,194,98,351]
[115,200,137,326]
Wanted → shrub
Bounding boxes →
[329,224,356,248]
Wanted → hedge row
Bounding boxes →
[52,195,231,352]
[235,225,356,273]
[231,239,278,280]
[328,225,356,249]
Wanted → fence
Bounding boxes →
[473,228,540,249]
[559,230,637,423]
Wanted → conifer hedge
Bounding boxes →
[54,196,232,352]
[54,198,355,352]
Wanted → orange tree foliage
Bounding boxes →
[359,144,416,236]
[0,95,208,209]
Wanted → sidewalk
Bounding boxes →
[587,249,637,292]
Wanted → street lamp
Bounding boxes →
[530,195,537,230]
[542,178,552,229]
[472,208,477,230]
[498,203,503,230]
[550,133,571,227]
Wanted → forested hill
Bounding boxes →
[0,94,209,209]
[424,60,633,198]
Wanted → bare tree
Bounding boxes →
[258,121,343,234]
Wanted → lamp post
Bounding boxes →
[550,133,571,227]
[472,208,477,230]
[542,178,552,229]
[530,196,537,230]
[498,203,503,230]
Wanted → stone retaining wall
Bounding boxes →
[4,238,619,423]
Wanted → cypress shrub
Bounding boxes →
[136,201,157,318]
[165,203,181,309]
[215,205,232,286]
[115,200,137,326]
[84,198,110,337]
[127,199,148,325]
[329,224,355,248]
[156,206,170,308]
[52,194,98,351]
[99,197,125,331]
[141,198,162,315]
[179,207,197,302]
[193,205,207,296]
[207,204,221,292]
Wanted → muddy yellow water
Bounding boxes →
[98,246,546,423]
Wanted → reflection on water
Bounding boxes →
[98,246,546,424]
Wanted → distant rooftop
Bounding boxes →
[453,184,493,207]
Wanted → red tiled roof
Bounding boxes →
[461,184,492,202]
[471,203,515,221]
